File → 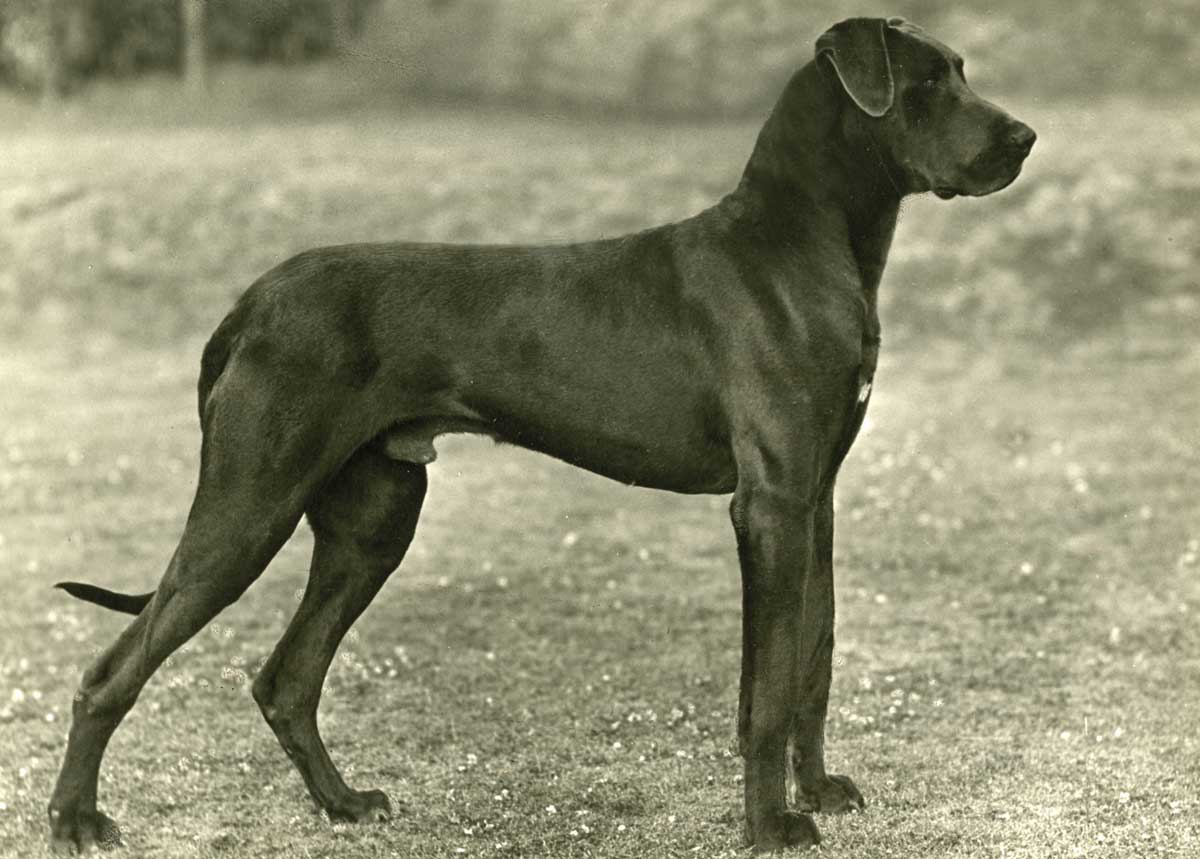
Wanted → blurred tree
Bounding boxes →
[0,0,91,95]
[40,0,68,103]
[88,0,181,77]
[330,0,353,54]
[181,0,205,90]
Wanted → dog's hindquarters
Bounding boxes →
[49,292,377,850]
[197,292,252,425]
[53,298,262,623]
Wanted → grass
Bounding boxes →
[0,90,1198,857]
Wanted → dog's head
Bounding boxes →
[815,17,1035,199]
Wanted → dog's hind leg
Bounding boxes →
[48,358,357,853]
[252,446,426,823]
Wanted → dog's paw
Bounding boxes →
[796,774,865,814]
[744,810,821,853]
[48,807,122,853]
[327,788,393,824]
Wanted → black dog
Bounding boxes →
[50,17,1034,853]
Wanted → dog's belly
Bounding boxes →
[488,401,737,495]
[475,346,735,493]
[379,372,737,495]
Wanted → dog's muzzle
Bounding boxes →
[941,121,1036,199]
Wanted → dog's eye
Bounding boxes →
[923,57,951,87]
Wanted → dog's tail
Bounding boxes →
[55,581,154,615]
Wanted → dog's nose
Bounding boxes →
[1008,123,1036,154]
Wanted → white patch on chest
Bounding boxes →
[857,380,872,403]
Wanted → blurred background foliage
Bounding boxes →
[2,0,1199,110]
[1,0,373,91]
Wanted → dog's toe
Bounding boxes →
[796,773,865,814]
[49,808,122,854]
[327,788,393,824]
[745,810,821,852]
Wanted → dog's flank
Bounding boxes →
[48,17,1033,854]
[55,582,153,615]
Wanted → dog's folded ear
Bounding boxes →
[815,17,895,118]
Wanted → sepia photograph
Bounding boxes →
[1,1,1197,856]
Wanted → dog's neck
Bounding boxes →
[725,61,901,300]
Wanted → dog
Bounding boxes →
[48,17,1034,853]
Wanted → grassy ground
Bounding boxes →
[1,92,1198,858]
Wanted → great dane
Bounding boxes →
[49,17,1034,852]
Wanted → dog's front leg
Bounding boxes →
[731,481,822,852]
[788,489,866,814]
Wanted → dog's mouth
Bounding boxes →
[936,153,1029,200]
[969,162,1025,197]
